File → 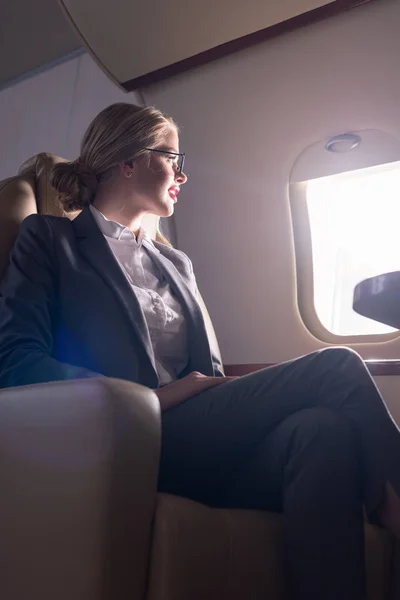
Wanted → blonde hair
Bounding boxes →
[50,102,176,246]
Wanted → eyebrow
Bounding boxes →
[159,147,180,153]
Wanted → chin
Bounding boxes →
[150,195,175,218]
[160,201,175,217]
[148,203,173,218]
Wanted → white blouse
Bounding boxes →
[90,205,189,386]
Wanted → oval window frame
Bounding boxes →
[289,128,400,344]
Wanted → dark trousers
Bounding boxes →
[159,347,400,600]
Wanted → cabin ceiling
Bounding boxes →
[0,0,374,91]
[0,0,81,88]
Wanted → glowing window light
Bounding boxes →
[307,162,400,336]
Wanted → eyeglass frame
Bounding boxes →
[144,148,185,175]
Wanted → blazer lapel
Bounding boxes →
[144,240,214,376]
[72,208,158,378]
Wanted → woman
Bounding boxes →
[0,102,400,599]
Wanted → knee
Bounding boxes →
[320,346,361,362]
[318,346,365,371]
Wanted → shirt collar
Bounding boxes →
[90,204,153,247]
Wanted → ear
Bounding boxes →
[119,161,134,178]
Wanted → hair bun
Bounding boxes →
[50,158,98,212]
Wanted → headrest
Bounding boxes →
[0,153,80,281]
[18,153,80,219]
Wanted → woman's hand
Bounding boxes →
[155,371,238,411]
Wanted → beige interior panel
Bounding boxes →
[142,0,400,365]
[58,0,336,84]
[291,130,400,183]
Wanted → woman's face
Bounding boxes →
[128,127,187,217]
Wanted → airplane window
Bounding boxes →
[306,161,400,336]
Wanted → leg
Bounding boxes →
[160,347,400,518]
[223,408,366,600]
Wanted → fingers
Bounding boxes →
[188,372,239,382]
[213,376,239,385]
[196,375,239,392]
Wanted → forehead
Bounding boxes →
[158,127,179,152]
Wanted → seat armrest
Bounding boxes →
[0,377,161,600]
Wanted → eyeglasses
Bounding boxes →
[144,148,185,174]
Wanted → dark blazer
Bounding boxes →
[0,207,224,389]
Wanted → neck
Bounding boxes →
[92,192,144,236]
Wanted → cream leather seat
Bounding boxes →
[0,154,399,600]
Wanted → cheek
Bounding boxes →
[135,160,173,197]
[153,166,173,191]
[138,170,165,193]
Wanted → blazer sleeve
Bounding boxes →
[0,214,100,388]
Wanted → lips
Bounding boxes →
[168,187,179,202]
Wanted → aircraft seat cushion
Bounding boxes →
[0,376,161,599]
[146,493,394,600]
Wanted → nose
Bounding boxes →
[175,168,187,185]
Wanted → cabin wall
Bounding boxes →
[142,0,400,363]
[142,0,400,415]
[0,53,142,179]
